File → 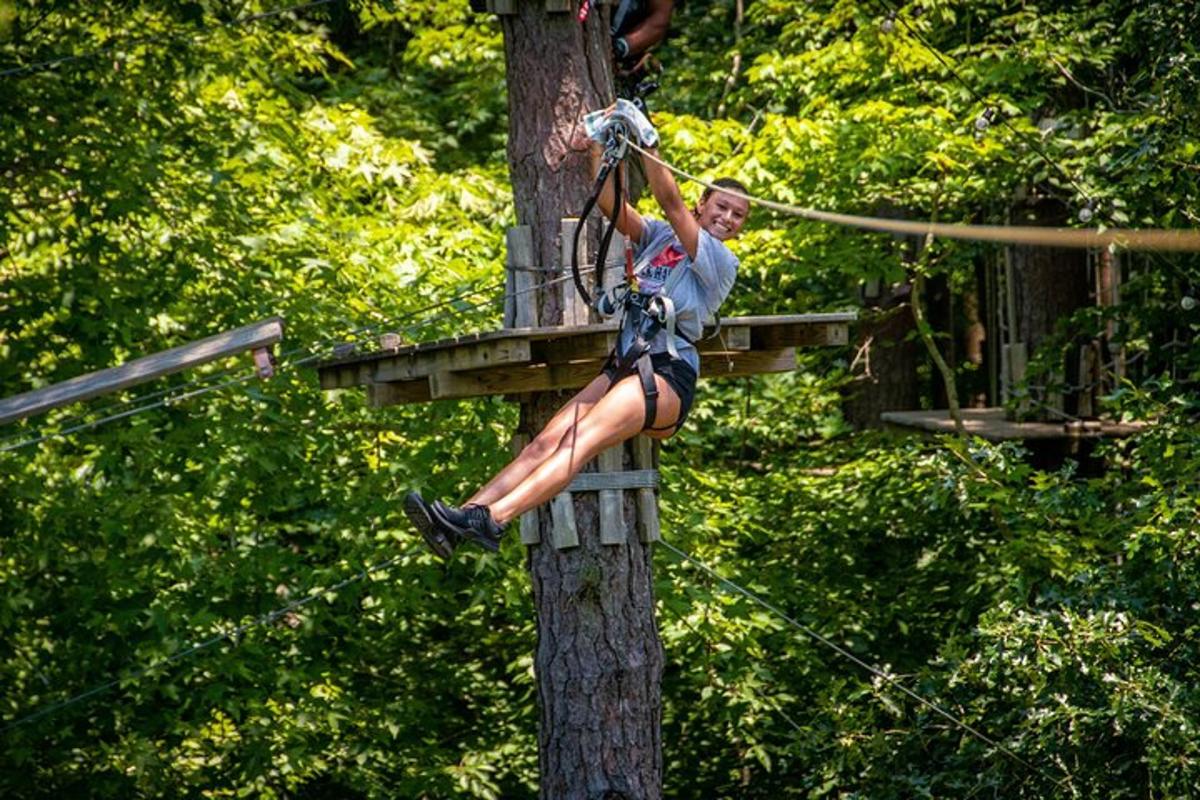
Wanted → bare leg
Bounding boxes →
[488,373,681,525]
[466,373,614,508]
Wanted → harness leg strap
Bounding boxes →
[636,353,658,431]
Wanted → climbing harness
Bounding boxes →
[572,113,698,431]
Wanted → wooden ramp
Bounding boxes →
[0,318,284,426]
[317,313,856,405]
[881,407,1147,442]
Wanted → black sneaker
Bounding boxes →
[403,491,458,560]
[430,501,507,552]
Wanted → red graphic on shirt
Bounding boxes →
[651,244,687,270]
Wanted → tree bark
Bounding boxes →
[500,7,664,798]
[1009,196,1090,417]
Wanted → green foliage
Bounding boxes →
[1,1,1199,798]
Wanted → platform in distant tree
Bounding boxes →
[881,407,1147,441]
[317,313,856,406]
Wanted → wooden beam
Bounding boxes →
[533,331,617,363]
[0,317,284,426]
[569,469,659,492]
[428,361,600,400]
[374,338,532,382]
[700,348,797,379]
[880,407,1147,441]
[596,447,627,545]
[752,322,849,349]
[506,226,538,329]
[561,218,590,327]
[367,381,431,407]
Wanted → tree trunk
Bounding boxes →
[842,300,921,428]
[499,7,664,798]
[1009,196,1090,417]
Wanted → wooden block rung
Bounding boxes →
[597,446,626,545]
[550,493,578,550]
[637,488,660,543]
[567,469,659,492]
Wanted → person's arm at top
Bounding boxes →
[618,0,673,57]
[590,140,645,244]
[639,144,701,259]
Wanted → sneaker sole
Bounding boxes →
[430,501,501,553]
[403,492,455,560]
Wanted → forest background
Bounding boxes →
[1,0,1198,797]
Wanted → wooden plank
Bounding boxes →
[637,487,661,544]
[698,325,750,352]
[568,469,659,492]
[520,508,541,546]
[700,348,796,379]
[510,433,541,545]
[631,435,660,543]
[880,407,1147,442]
[550,492,579,549]
[367,381,431,407]
[597,447,626,545]
[545,0,573,10]
[507,226,538,329]
[428,361,600,400]
[374,338,532,382]
[561,218,590,327]
[631,435,656,470]
[752,322,849,349]
[315,314,857,372]
[314,311,859,383]
[533,331,617,364]
[0,317,284,426]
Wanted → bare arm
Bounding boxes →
[622,0,673,57]
[639,145,700,258]
[590,141,645,244]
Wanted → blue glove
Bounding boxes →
[583,98,659,148]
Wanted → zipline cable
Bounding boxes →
[625,139,1200,252]
[0,546,417,736]
[659,538,1061,785]
[0,0,341,79]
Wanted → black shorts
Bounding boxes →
[602,352,698,432]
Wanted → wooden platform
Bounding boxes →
[317,313,855,406]
[881,407,1147,441]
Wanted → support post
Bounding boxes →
[506,225,538,329]
[560,218,590,327]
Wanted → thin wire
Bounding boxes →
[0,547,416,735]
[0,0,340,79]
[625,139,1200,252]
[658,539,1060,784]
[1,266,597,453]
[869,0,1094,203]
[0,372,259,453]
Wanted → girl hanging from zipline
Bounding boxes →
[405,103,750,557]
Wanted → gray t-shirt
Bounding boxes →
[632,218,740,375]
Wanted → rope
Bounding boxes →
[658,538,1060,785]
[0,547,417,735]
[625,139,1200,252]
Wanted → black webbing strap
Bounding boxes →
[570,138,625,310]
[636,353,659,430]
